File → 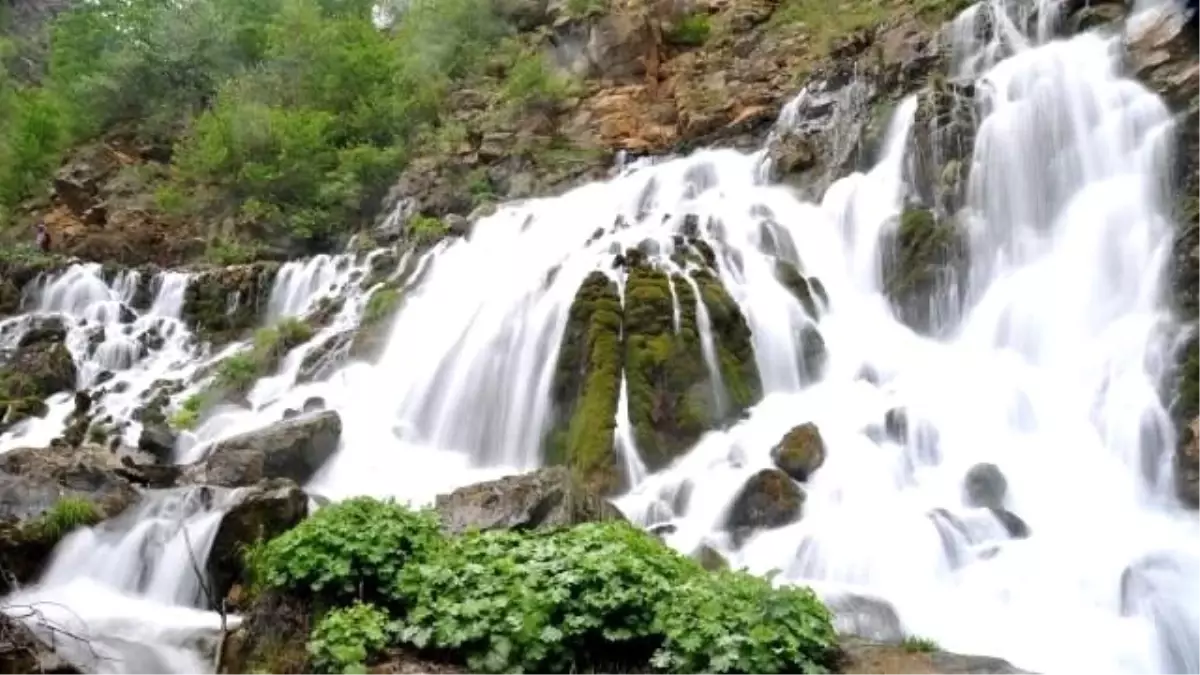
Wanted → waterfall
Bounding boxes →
[0,0,1195,672]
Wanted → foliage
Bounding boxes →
[308,602,399,674]
[251,497,444,607]
[169,392,207,430]
[0,0,537,248]
[31,497,101,540]
[213,318,314,394]
[395,522,697,672]
[651,570,837,673]
[406,214,449,245]
[362,287,402,325]
[901,635,940,653]
[665,14,711,46]
[247,498,839,674]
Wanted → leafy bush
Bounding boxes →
[251,497,444,607]
[501,50,574,113]
[169,392,207,430]
[652,570,838,673]
[308,602,399,674]
[407,214,448,245]
[212,318,315,394]
[362,287,402,325]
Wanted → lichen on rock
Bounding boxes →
[545,271,624,494]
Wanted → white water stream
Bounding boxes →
[1,0,1196,672]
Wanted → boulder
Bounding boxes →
[182,411,342,488]
[964,463,1007,510]
[207,479,308,606]
[880,208,969,335]
[433,466,624,536]
[0,326,77,433]
[824,591,905,643]
[692,544,729,572]
[0,445,138,593]
[837,636,1030,674]
[137,423,177,464]
[0,613,81,674]
[724,468,803,535]
[770,422,826,481]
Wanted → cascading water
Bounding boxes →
[1,0,1195,672]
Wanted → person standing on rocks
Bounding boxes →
[34,221,51,253]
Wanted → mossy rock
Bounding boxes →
[0,327,77,434]
[725,468,803,536]
[880,208,968,334]
[771,422,826,481]
[349,282,405,363]
[775,260,819,319]
[693,543,729,572]
[1174,334,1199,507]
[181,262,280,343]
[546,272,624,495]
[623,264,709,471]
[692,269,763,415]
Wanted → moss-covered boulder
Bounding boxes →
[433,466,624,536]
[0,444,138,593]
[775,260,820,319]
[771,422,826,481]
[181,262,280,343]
[880,207,969,334]
[545,272,624,494]
[623,263,707,470]
[693,269,763,413]
[907,74,977,219]
[725,468,803,536]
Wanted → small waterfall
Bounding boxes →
[3,487,243,673]
[266,255,345,320]
[680,273,729,419]
[615,372,648,489]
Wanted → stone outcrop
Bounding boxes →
[433,466,624,535]
[546,272,624,494]
[181,263,280,343]
[182,410,342,488]
[0,613,81,674]
[0,444,138,593]
[0,318,76,435]
[207,479,309,606]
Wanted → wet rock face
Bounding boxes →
[0,321,77,435]
[207,478,308,605]
[771,422,826,481]
[0,444,138,594]
[0,613,81,674]
[907,75,978,219]
[725,468,803,536]
[433,466,624,536]
[181,262,280,343]
[137,423,178,464]
[182,410,342,488]
[546,272,623,495]
[880,207,969,335]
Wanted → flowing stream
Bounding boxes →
[1,0,1197,672]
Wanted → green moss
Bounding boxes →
[547,272,623,494]
[1179,337,1199,423]
[623,265,712,471]
[882,207,967,330]
[902,635,941,653]
[182,263,281,343]
[666,13,712,46]
[349,282,406,363]
[408,214,449,245]
[692,269,762,415]
[169,392,207,430]
[363,286,402,326]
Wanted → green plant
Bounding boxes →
[901,635,940,653]
[501,50,574,112]
[651,570,838,673]
[254,497,444,607]
[407,214,448,245]
[308,602,399,674]
[169,391,208,430]
[211,318,314,395]
[362,287,402,325]
[395,521,701,673]
[32,496,101,539]
[665,13,711,46]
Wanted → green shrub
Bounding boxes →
[902,635,940,653]
[407,214,448,245]
[501,50,574,113]
[169,392,208,430]
[665,13,711,46]
[652,570,838,673]
[32,496,101,540]
[308,602,399,674]
[211,318,315,395]
[252,497,444,607]
[362,287,402,325]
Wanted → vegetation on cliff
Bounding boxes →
[239,496,839,674]
[0,0,575,257]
